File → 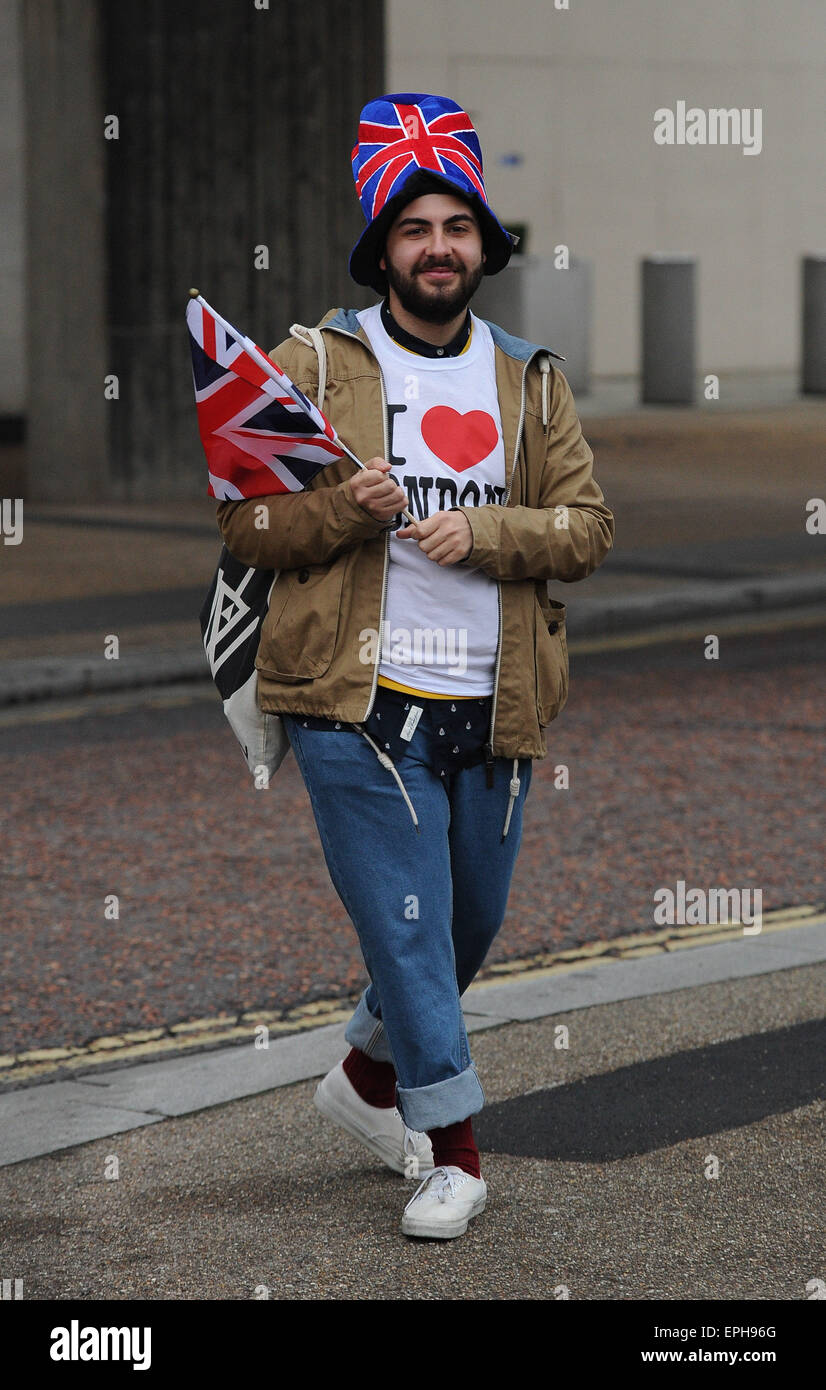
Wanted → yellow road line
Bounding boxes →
[466,905,826,993]
[570,606,826,655]
[0,684,215,728]
[2,904,822,1088]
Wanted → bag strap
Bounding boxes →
[289,322,327,412]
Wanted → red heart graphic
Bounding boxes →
[420,407,499,473]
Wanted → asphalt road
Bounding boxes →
[1,617,824,1315]
[1,616,823,1062]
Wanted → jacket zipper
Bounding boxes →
[321,320,542,752]
[483,349,543,785]
[320,323,390,722]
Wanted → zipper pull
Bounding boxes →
[484,741,495,789]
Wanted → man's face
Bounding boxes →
[379,192,486,324]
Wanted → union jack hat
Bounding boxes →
[349,93,517,293]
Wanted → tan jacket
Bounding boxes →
[216,306,614,762]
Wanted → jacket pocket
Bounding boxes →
[534,595,569,726]
[255,554,347,681]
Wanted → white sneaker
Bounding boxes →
[313,1059,434,1178]
[401,1164,487,1239]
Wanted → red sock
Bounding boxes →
[427,1115,481,1178]
[342,1046,397,1108]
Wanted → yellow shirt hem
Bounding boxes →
[377,675,466,700]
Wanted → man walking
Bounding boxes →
[217,93,614,1239]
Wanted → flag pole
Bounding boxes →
[188,288,416,524]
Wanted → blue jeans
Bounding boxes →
[282,709,532,1132]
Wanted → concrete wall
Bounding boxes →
[387,0,826,375]
[18,0,383,502]
[23,0,108,500]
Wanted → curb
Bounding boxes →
[2,911,824,1168]
[1,571,824,707]
[563,569,826,636]
[2,905,821,1092]
[0,646,210,706]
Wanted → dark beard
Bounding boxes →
[384,254,485,324]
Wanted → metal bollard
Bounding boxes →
[471,255,530,338]
[472,255,592,393]
[641,256,696,404]
[801,254,826,395]
[542,256,592,395]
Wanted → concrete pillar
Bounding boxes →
[641,256,696,405]
[0,0,25,426]
[541,257,592,395]
[102,0,384,500]
[801,254,826,394]
[22,0,108,501]
[20,0,383,502]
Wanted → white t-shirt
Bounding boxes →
[355,302,506,696]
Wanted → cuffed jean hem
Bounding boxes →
[396,1064,485,1133]
[344,989,395,1064]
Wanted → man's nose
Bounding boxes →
[428,227,451,259]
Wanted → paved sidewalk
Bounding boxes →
[1,916,823,1299]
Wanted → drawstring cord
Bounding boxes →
[539,353,551,442]
[501,757,521,842]
[351,724,420,833]
[352,725,520,842]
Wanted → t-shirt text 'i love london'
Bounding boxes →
[356,303,506,695]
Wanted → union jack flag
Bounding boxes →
[354,99,486,223]
[186,294,345,500]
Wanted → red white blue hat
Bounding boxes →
[349,92,517,293]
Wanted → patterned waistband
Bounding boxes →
[293,683,492,780]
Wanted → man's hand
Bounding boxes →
[350,457,409,521]
[395,509,474,566]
